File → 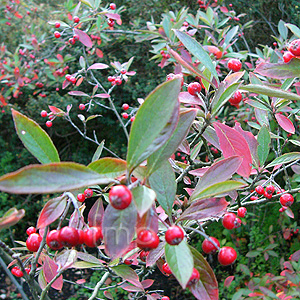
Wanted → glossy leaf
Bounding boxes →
[73,28,93,48]
[202,126,220,150]
[12,109,60,164]
[266,152,300,168]
[88,157,127,178]
[43,256,63,290]
[91,140,104,162]
[102,202,137,260]
[88,198,104,227]
[147,109,197,175]
[213,123,252,177]
[127,79,181,173]
[174,30,219,82]
[0,162,116,194]
[112,265,143,289]
[189,247,219,300]
[146,242,165,267]
[257,125,271,166]
[285,23,300,38]
[55,249,77,270]
[93,93,110,98]
[132,185,156,217]
[87,63,109,70]
[0,208,25,231]
[37,196,67,229]
[178,197,229,221]
[275,113,295,134]
[149,160,176,217]
[165,240,193,289]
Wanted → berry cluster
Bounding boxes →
[283,39,300,63]
[222,212,242,230]
[77,188,94,203]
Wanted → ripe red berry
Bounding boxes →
[280,193,294,207]
[122,112,129,119]
[55,22,60,28]
[73,16,80,23]
[162,262,172,275]
[229,91,242,105]
[187,268,200,287]
[59,226,79,247]
[54,31,61,38]
[283,51,294,63]
[26,226,36,236]
[84,227,103,247]
[84,188,93,198]
[227,59,242,72]
[218,246,237,266]
[108,76,115,82]
[46,230,63,250]
[165,226,184,245]
[237,207,247,218]
[122,103,129,110]
[73,34,79,41]
[222,212,237,230]
[136,229,159,250]
[11,266,24,278]
[79,103,85,110]
[265,185,275,195]
[130,116,135,122]
[109,3,116,9]
[139,250,149,262]
[70,76,77,84]
[288,39,300,56]
[109,185,132,209]
[234,217,242,228]
[107,19,115,27]
[25,267,31,275]
[77,193,85,202]
[264,191,273,199]
[26,233,42,252]
[120,69,126,74]
[255,185,264,195]
[78,230,85,245]
[41,110,48,118]
[187,82,202,96]
[202,237,220,254]
[46,121,52,128]
[115,78,122,85]
[69,38,76,45]
[161,297,170,300]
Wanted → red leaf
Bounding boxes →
[121,283,143,292]
[56,54,63,63]
[48,105,64,114]
[275,113,295,134]
[220,6,228,13]
[105,13,121,20]
[76,77,84,86]
[88,199,104,227]
[14,11,23,18]
[224,276,235,287]
[213,122,252,177]
[146,242,165,267]
[68,91,89,97]
[136,206,158,233]
[96,48,103,58]
[43,256,63,290]
[73,29,93,48]
[76,279,86,284]
[62,79,71,89]
[93,93,110,98]
[87,63,109,70]
[178,92,205,108]
[291,250,300,261]
[37,196,67,229]
[142,279,154,289]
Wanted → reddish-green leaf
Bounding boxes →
[102,202,137,259]
[73,28,93,48]
[127,78,181,173]
[87,63,109,70]
[12,109,60,164]
[189,247,219,300]
[68,91,90,97]
[0,162,116,194]
[88,157,127,178]
[224,276,235,288]
[55,249,77,270]
[257,125,271,166]
[0,208,25,231]
[112,265,143,289]
[77,251,105,265]
[275,113,295,134]
[43,256,63,290]
[132,185,156,217]
[165,240,193,289]
[88,198,104,227]
[37,196,67,229]
[266,152,300,168]
[146,242,165,267]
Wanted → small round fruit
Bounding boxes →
[11,266,24,278]
[234,217,242,228]
[84,227,103,247]
[77,193,85,202]
[26,226,36,236]
[109,185,132,210]
[283,51,295,63]
[55,22,60,28]
[79,103,85,110]
[227,59,242,72]
[136,229,159,250]
[59,226,79,247]
[265,185,275,195]
[162,262,172,275]
[54,31,61,38]
[202,237,220,254]
[222,212,237,230]
[41,110,48,118]
[187,268,200,287]
[280,193,294,207]
[237,207,247,218]
[78,230,85,245]
[122,103,129,110]
[73,16,80,23]
[109,3,116,9]
[84,188,93,198]
[122,112,128,119]
[139,250,149,262]
[229,91,242,105]
[26,233,42,252]
[46,230,63,250]
[264,191,273,199]
[187,82,202,96]
[288,39,300,56]
[46,121,52,128]
[73,34,79,41]
[255,185,264,195]
[165,226,184,245]
[218,246,237,266]
[161,297,170,300]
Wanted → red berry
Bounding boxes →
[84,227,103,247]
[161,297,170,300]
[139,250,149,262]
[108,76,115,82]
[65,74,72,81]
[25,267,31,275]
[73,34,79,41]
[79,103,85,110]
[187,82,202,96]
[41,110,48,118]
[187,268,200,287]
[59,226,79,247]
[283,51,295,63]
[109,3,116,9]
[109,185,132,209]
[264,191,273,199]
[130,116,135,122]
[73,16,80,23]
[84,188,93,198]
[280,193,294,207]
[229,91,242,105]
[234,217,242,228]
[70,76,77,84]
[237,207,247,218]
[46,230,63,250]
[122,103,129,110]
[265,185,275,195]
[115,78,122,85]
[136,229,159,250]
[78,230,85,245]
[107,19,115,27]
[26,233,42,252]
[26,226,36,236]
[122,112,128,119]
[46,121,52,128]
[202,237,220,254]
[77,193,85,202]
[218,246,237,266]
[54,31,61,38]
[288,39,300,56]
[165,226,184,245]
[227,59,242,72]
[124,259,132,265]
[162,262,172,275]
[255,185,264,195]
[11,266,24,277]
[69,38,76,45]
[222,212,237,230]
[120,69,126,74]
[55,22,60,28]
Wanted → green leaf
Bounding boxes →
[132,185,156,217]
[173,30,219,82]
[112,265,143,289]
[147,109,196,175]
[91,140,105,162]
[246,250,260,258]
[240,84,300,101]
[149,160,176,217]
[278,20,288,40]
[12,109,60,164]
[266,152,300,168]
[257,125,271,166]
[0,162,117,194]
[127,79,181,173]
[190,180,247,202]
[165,240,193,289]
[88,158,126,178]
[0,208,25,231]
[285,23,300,38]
